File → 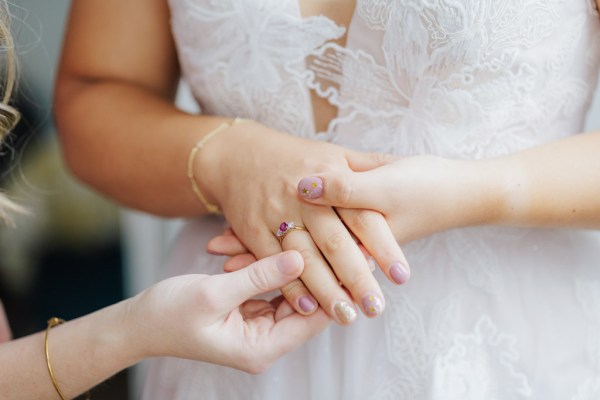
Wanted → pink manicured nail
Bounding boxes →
[362,292,384,316]
[298,177,323,199]
[390,262,410,284]
[299,296,316,313]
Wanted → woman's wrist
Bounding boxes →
[92,299,146,368]
[452,157,522,228]
[192,118,262,209]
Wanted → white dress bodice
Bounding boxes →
[143,1,600,399]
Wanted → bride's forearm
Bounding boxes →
[0,300,141,400]
[54,0,233,217]
[478,131,600,229]
[55,79,230,217]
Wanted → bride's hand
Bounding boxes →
[129,251,330,373]
[197,121,409,324]
[296,156,497,244]
[207,228,378,275]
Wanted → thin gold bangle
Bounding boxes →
[45,317,91,400]
[187,117,246,215]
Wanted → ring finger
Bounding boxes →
[280,227,358,325]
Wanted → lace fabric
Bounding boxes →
[143,1,600,398]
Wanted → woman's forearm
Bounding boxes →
[54,0,233,217]
[0,300,140,400]
[55,78,230,217]
[483,131,600,229]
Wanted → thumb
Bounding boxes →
[296,172,378,209]
[345,150,397,172]
[218,251,304,307]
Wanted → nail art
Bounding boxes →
[390,262,410,285]
[298,177,323,199]
[299,296,316,313]
[362,292,384,317]
[334,301,357,324]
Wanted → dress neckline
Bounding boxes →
[295,0,359,134]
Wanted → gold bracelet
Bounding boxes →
[45,317,91,400]
[187,118,246,215]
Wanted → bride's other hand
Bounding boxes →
[297,155,498,246]
[198,124,407,324]
[130,251,330,374]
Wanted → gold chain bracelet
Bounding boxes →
[187,118,246,215]
[45,317,91,400]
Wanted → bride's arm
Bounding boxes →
[54,0,219,217]
[296,132,600,243]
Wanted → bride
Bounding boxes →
[55,0,600,398]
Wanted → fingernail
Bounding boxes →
[333,301,357,324]
[207,249,224,256]
[390,262,410,284]
[362,292,384,317]
[277,252,302,275]
[299,296,316,313]
[298,177,323,199]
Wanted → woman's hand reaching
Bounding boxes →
[129,251,330,374]
[0,251,331,400]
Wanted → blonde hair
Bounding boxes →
[0,1,26,226]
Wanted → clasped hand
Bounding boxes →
[198,121,410,324]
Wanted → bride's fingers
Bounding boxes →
[244,229,321,317]
[281,228,358,325]
[302,205,385,319]
[273,298,296,322]
[337,209,411,284]
[357,244,376,272]
[207,234,248,256]
[223,253,258,272]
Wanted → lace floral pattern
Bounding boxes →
[370,292,532,399]
[327,0,597,159]
[169,0,344,137]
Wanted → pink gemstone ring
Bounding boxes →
[275,221,307,244]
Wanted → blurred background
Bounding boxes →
[0,1,183,398]
[1,1,600,399]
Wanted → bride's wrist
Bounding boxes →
[458,158,522,225]
[450,158,514,228]
[191,118,260,211]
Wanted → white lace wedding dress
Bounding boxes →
[143,1,600,398]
